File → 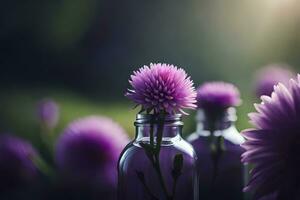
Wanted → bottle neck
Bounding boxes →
[134,114,183,142]
[196,107,237,136]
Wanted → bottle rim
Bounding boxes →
[135,113,183,126]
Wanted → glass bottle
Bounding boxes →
[187,107,245,200]
[118,114,198,200]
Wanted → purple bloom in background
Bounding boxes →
[37,99,59,129]
[126,63,197,114]
[196,81,241,111]
[255,64,294,97]
[55,116,129,187]
[0,135,39,189]
[242,75,300,199]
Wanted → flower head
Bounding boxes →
[37,99,59,128]
[0,135,39,189]
[241,75,300,199]
[255,64,294,97]
[126,63,197,114]
[55,116,129,187]
[196,81,241,111]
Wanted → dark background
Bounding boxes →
[1,0,300,139]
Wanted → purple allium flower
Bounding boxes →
[0,135,39,189]
[196,81,241,110]
[255,64,294,97]
[37,99,59,129]
[126,63,197,114]
[55,116,129,187]
[241,75,300,199]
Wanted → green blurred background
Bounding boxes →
[1,0,300,143]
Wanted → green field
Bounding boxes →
[0,88,255,146]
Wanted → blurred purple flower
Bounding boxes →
[125,63,197,114]
[196,81,241,110]
[55,116,129,187]
[0,135,39,189]
[255,64,294,97]
[37,99,59,129]
[258,192,278,200]
[241,75,300,199]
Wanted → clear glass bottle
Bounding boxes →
[118,114,198,200]
[187,107,245,200]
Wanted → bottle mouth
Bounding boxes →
[135,113,183,125]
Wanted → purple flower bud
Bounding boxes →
[37,99,59,129]
[0,135,39,189]
[55,116,129,187]
[255,64,294,97]
[125,63,197,114]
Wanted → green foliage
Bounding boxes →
[0,88,254,147]
[0,89,136,144]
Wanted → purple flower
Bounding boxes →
[126,63,197,114]
[0,135,39,189]
[196,81,241,110]
[255,64,294,97]
[55,116,129,187]
[37,99,59,129]
[241,75,300,199]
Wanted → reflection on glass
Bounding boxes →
[118,114,198,200]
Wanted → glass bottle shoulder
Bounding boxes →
[187,126,245,145]
[119,136,197,166]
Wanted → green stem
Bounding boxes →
[136,171,159,200]
[171,177,179,199]
[153,114,173,200]
[139,114,172,200]
[155,114,165,154]
[210,134,224,191]
[150,120,154,147]
[154,154,172,200]
[210,153,219,190]
[32,156,55,181]
[40,124,55,161]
